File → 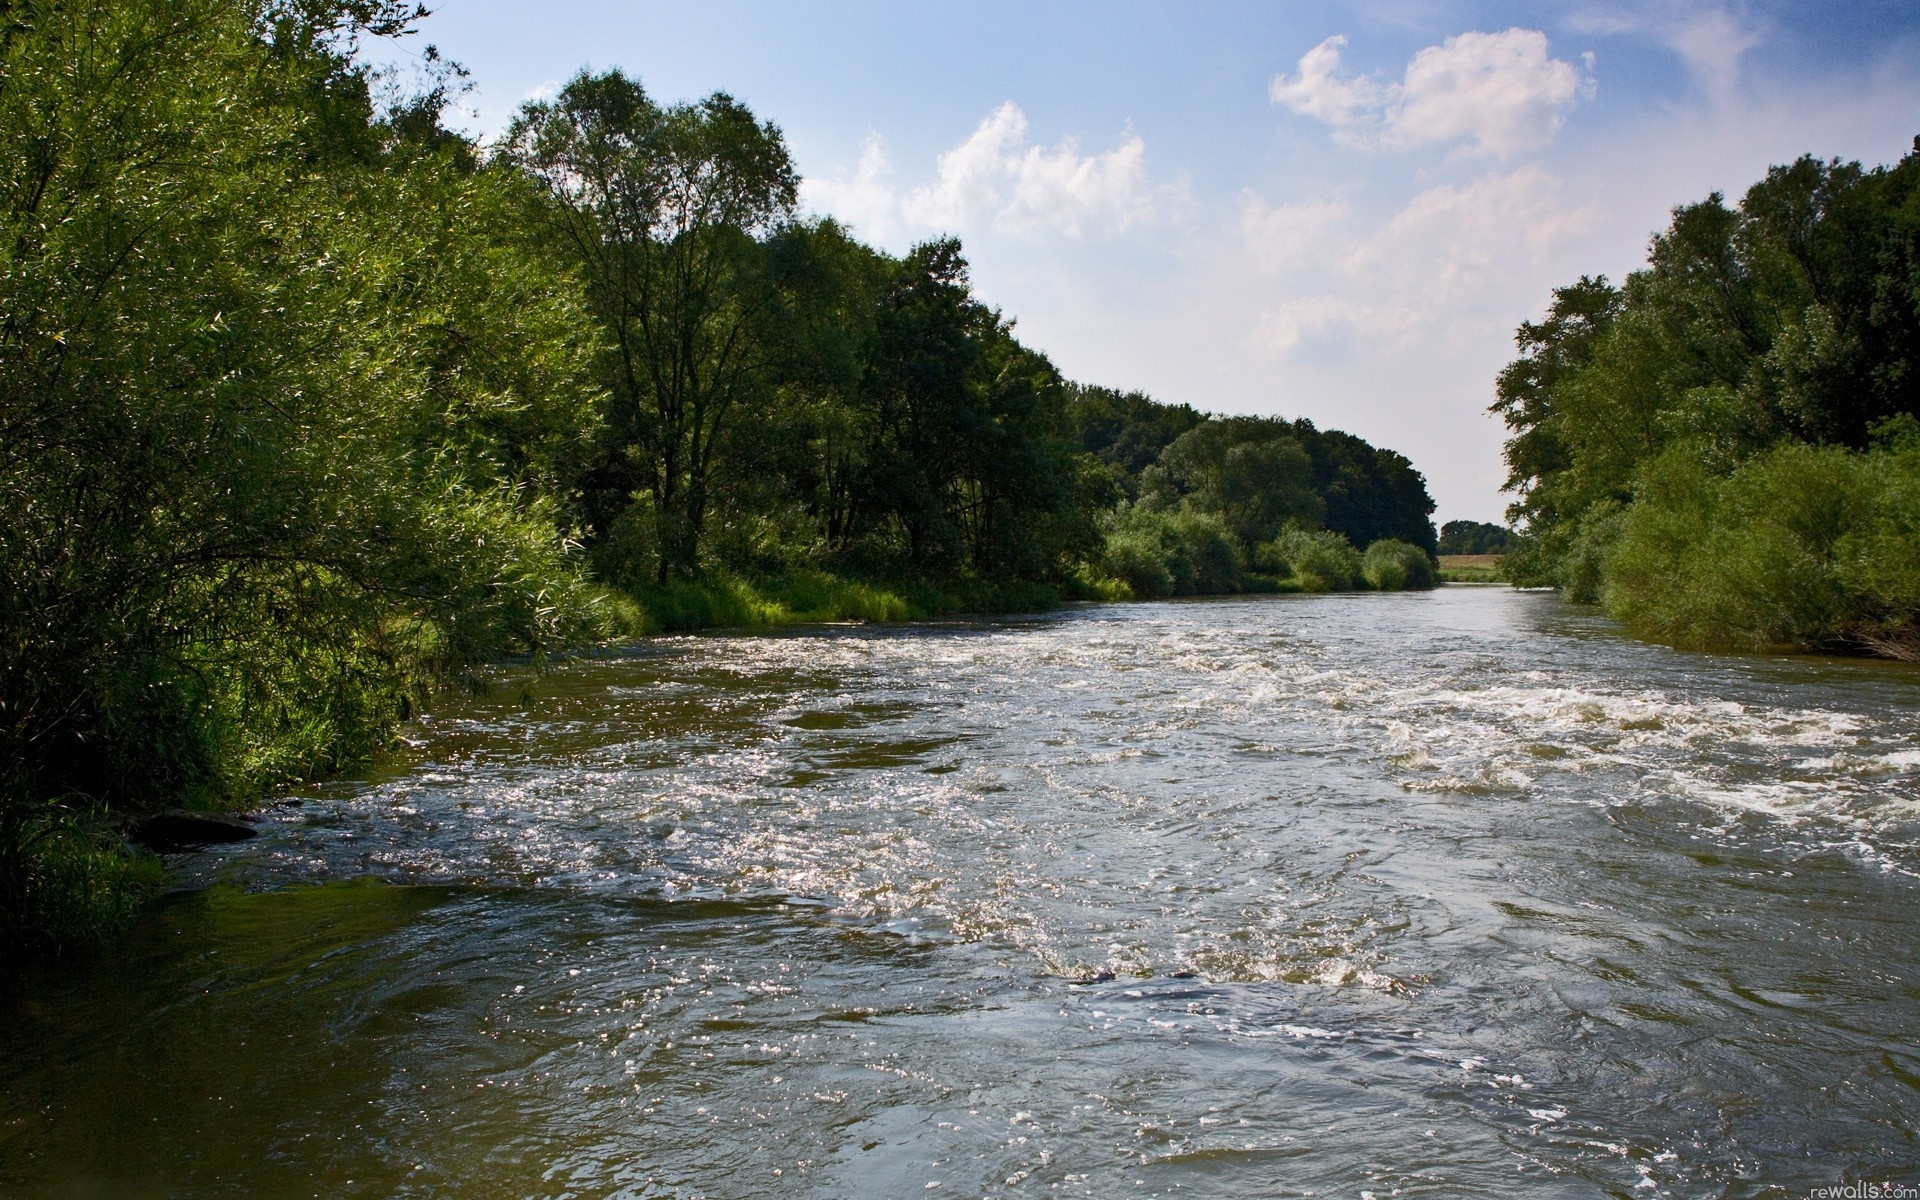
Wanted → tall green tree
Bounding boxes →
[1145,417,1323,552]
[503,70,799,583]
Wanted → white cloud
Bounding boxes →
[1260,295,1420,354]
[1266,36,1380,130]
[1239,194,1350,270]
[1271,29,1591,158]
[1353,164,1597,299]
[1241,164,1596,355]
[1569,3,1761,105]
[800,135,898,242]
[804,102,1153,243]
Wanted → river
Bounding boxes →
[4,588,1918,1198]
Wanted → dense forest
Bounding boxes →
[0,0,1437,949]
[1494,140,1920,659]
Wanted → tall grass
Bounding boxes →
[0,804,166,954]
[622,570,1062,633]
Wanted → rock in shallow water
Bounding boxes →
[128,810,258,852]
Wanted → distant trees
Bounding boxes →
[1147,417,1323,550]
[1493,141,1920,655]
[1088,407,1437,598]
[1067,384,1205,487]
[1438,521,1510,555]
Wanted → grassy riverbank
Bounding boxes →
[620,571,1082,633]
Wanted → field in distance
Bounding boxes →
[1438,554,1503,583]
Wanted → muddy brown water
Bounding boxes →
[4,589,1918,1198]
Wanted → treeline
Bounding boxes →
[1437,520,1509,555]
[0,0,1435,948]
[1078,396,1437,597]
[1494,140,1920,659]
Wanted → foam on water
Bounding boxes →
[103,588,1920,1198]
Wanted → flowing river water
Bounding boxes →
[5,588,1919,1198]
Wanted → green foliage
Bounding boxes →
[1361,540,1438,591]
[0,806,164,954]
[1290,421,1439,555]
[1604,439,1920,655]
[624,571,911,632]
[1100,506,1243,598]
[1494,139,1920,656]
[1264,528,1364,593]
[619,570,1065,631]
[0,0,622,949]
[1148,419,1323,551]
[1437,520,1511,554]
[1066,384,1205,490]
[1555,501,1628,604]
[503,69,799,585]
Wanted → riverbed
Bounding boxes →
[4,589,1917,1197]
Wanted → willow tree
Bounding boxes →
[503,70,799,583]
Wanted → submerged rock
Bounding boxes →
[128,810,258,852]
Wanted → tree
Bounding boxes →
[0,0,612,947]
[1437,520,1510,555]
[1066,384,1205,487]
[1148,417,1322,552]
[503,70,799,583]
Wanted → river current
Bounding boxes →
[5,588,1918,1197]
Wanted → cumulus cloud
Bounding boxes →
[802,102,1153,242]
[1352,164,1597,296]
[1243,164,1596,354]
[802,135,899,242]
[1266,36,1381,129]
[1270,29,1591,157]
[905,102,1151,235]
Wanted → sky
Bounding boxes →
[365,1,1920,524]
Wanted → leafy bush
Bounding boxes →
[0,806,164,954]
[1103,522,1178,599]
[1555,502,1628,603]
[1362,539,1438,590]
[1603,437,1920,654]
[1099,505,1244,597]
[1170,510,1243,594]
[1266,527,1363,592]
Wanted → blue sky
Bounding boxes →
[370,1,1920,523]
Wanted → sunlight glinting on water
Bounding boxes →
[19,588,1914,1198]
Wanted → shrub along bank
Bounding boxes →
[1492,140,1920,657]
